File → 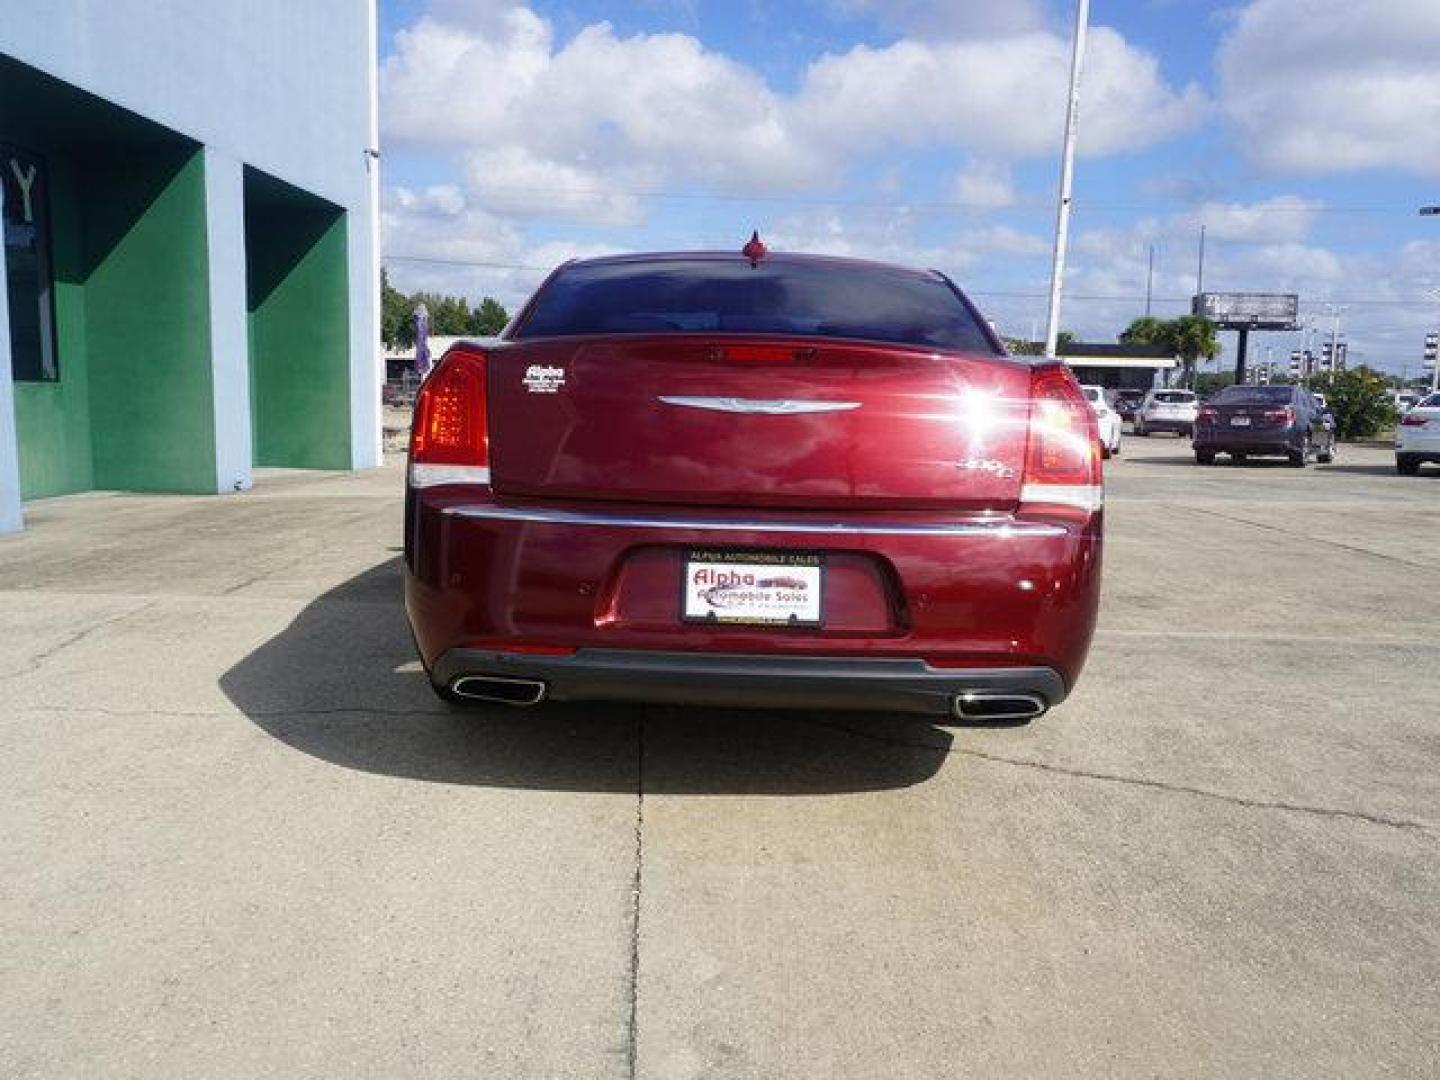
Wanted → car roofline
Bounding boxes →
[559,249,949,282]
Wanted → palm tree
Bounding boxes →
[1119,315,1220,387]
[1170,315,1221,387]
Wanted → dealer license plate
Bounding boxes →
[1230,416,1252,427]
[682,550,824,627]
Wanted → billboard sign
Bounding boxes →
[1192,292,1299,330]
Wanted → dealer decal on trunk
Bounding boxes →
[522,364,566,394]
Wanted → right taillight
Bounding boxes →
[1263,407,1295,425]
[409,345,491,487]
[1019,364,1102,521]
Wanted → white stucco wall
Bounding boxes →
[0,0,382,475]
[203,148,254,494]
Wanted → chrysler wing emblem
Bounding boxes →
[658,396,861,415]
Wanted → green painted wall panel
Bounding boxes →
[7,140,94,498]
[84,148,215,493]
[246,199,350,469]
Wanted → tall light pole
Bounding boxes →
[1323,303,1346,375]
[1043,0,1090,359]
[1423,208,1440,392]
[1145,243,1155,316]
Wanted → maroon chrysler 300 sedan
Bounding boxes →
[404,246,1102,722]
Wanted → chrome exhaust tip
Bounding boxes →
[450,675,548,706]
[952,691,1047,722]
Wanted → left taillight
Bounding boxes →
[409,345,491,487]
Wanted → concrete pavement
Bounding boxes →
[1,438,1436,1077]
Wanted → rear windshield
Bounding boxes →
[1421,394,1440,408]
[1216,386,1293,404]
[513,258,1000,353]
[1153,391,1195,403]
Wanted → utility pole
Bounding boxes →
[1043,0,1089,359]
[1421,210,1439,391]
[1195,224,1206,297]
[1328,306,1344,377]
[1145,243,1155,316]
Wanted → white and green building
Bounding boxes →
[0,1,381,533]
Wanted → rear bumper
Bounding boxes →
[1395,433,1440,457]
[405,487,1102,701]
[1193,428,1301,453]
[431,647,1067,718]
[1137,417,1193,432]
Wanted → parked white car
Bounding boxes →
[1133,389,1199,437]
[1080,384,1122,458]
[1395,392,1440,475]
[1392,390,1422,414]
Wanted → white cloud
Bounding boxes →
[382,5,1204,208]
[382,6,824,192]
[950,159,1015,209]
[792,28,1207,160]
[826,0,1047,38]
[1219,0,1440,176]
[1192,195,1324,244]
[764,208,979,277]
[462,146,645,225]
[956,224,1049,257]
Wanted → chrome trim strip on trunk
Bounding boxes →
[658,396,862,415]
[440,503,1066,537]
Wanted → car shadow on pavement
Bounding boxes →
[1117,454,1200,466]
[220,557,956,794]
[1122,454,1305,468]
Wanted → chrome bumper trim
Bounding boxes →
[440,503,1067,537]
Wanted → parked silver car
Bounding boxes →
[1133,389,1199,437]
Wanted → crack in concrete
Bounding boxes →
[801,717,1435,835]
[2,602,156,682]
[624,708,646,1080]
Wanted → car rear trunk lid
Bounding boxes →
[486,337,1031,510]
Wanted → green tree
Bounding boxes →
[1309,366,1398,440]
[471,297,510,336]
[417,292,473,336]
[380,269,415,349]
[1171,315,1221,383]
[1003,331,1075,356]
[1117,316,1170,347]
[1118,315,1220,386]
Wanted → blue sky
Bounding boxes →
[376,0,1440,376]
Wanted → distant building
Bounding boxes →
[1058,344,1178,390]
[1,1,380,533]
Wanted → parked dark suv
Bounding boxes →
[1193,384,1336,467]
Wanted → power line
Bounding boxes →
[381,254,1440,308]
[442,182,1418,217]
[385,254,550,271]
